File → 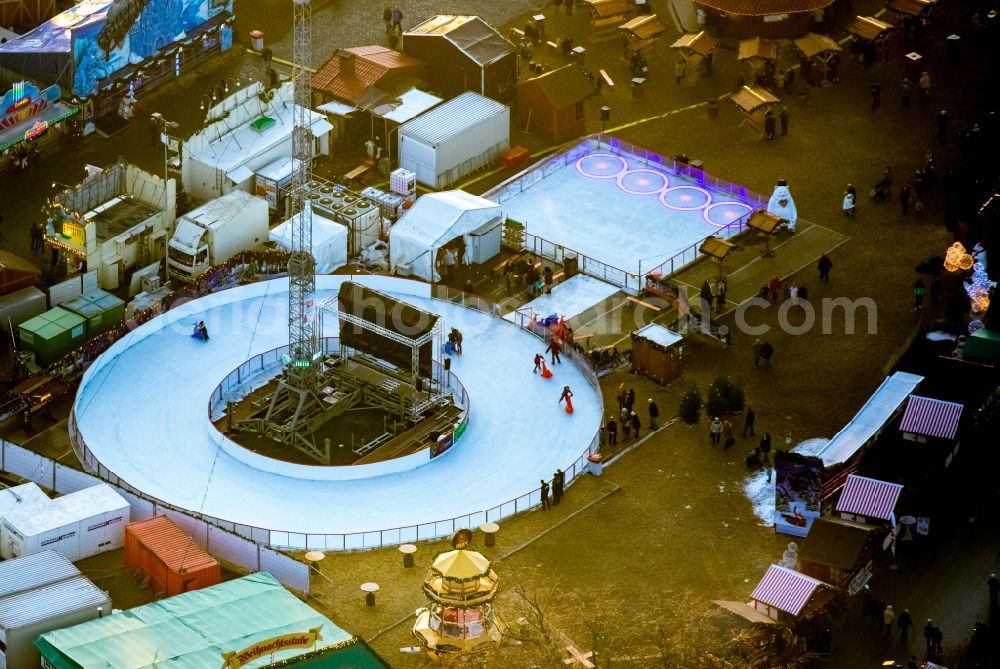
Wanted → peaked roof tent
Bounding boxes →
[835,474,903,521]
[738,37,778,62]
[798,517,878,570]
[847,15,897,41]
[794,32,843,58]
[729,85,781,114]
[751,565,827,617]
[404,15,514,67]
[670,31,719,57]
[899,395,963,440]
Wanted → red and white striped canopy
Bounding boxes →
[900,395,963,440]
[750,565,823,617]
[835,474,903,521]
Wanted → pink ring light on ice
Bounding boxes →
[658,185,712,211]
[702,201,754,227]
[616,169,669,195]
[575,153,629,179]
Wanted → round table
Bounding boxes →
[361,582,380,606]
[399,543,417,568]
[480,522,500,547]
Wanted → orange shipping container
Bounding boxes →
[124,516,220,596]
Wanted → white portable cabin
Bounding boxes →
[254,157,301,212]
[0,482,130,562]
[269,209,349,273]
[398,92,510,189]
[0,551,109,669]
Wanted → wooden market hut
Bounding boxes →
[737,37,778,85]
[729,85,781,135]
[898,395,964,469]
[670,31,719,84]
[833,474,903,527]
[885,0,935,20]
[693,0,837,39]
[630,323,683,384]
[584,0,635,40]
[619,14,669,59]
[846,15,896,65]
[794,32,843,83]
[798,517,883,592]
[516,65,593,143]
[402,15,517,102]
[749,564,836,627]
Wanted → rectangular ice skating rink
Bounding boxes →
[504,275,620,324]
[492,141,761,276]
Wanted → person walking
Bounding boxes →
[715,276,727,312]
[674,56,686,85]
[760,341,774,368]
[779,106,789,135]
[897,608,914,642]
[918,71,931,101]
[760,432,772,463]
[843,188,856,218]
[647,399,659,429]
[606,416,618,445]
[710,416,723,444]
[621,414,631,441]
[923,619,935,654]
[752,339,763,369]
[617,383,627,411]
[871,82,882,110]
[390,6,403,32]
[901,77,912,107]
[988,573,1000,609]
[817,254,833,282]
[382,6,392,32]
[899,184,911,214]
[930,623,943,654]
[625,387,635,415]
[764,110,776,140]
[552,470,563,505]
[539,479,550,511]
[883,605,895,636]
[913,279,927,310]
[937,109,949,140]
[743,407,756,437]
[546,337,562,364]
[630,411,641,438]
[768,275,782,302]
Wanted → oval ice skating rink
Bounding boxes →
[72,276,601,541]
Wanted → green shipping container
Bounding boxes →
[61,289,126,338]
[18,307,88,367]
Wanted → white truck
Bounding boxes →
[167,190,270,282]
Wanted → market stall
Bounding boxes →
[793,33,843,85]
[584,0,635,40]
[737,37,778,86]
[0,80,77,156]
[670,31,719,84]
[833,474,903,526]
[389,190,502,281]
[619,14,668,60]
[846,16,896,66]
[798,517,882,592]
[630,323,683,384]
[749,564,836,627]
[729,85,781,137]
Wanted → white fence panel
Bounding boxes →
[161,508,209,549]
[260,546,310,595]
[54,463,101,495]
[115,487,157,520]
[3,442,53,488]
[207,524,259,572]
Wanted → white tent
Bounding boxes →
[389,191,502,281]
[269,209,349,273]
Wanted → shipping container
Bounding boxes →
[0,575,109,669]
[0,287,47,334]
[124,516,220,596]
[60,289,126,338]
[0,483,130,562]
[398,92,510,189]
[17,306,87,367]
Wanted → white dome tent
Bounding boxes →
[389,191,502,282]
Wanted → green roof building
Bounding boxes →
[61,289,125,339]
[35,572,390,669]
[18,307,87,367]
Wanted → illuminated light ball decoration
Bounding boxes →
[965,262,992,314]
[943,241,974,273]
[969,319,984,335]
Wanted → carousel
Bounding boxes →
[413,529,504,653]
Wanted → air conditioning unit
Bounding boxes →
[141,275,161,293]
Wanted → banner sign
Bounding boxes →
[1,82,61,131]
[774,451,824,538]
[221,627,322,669]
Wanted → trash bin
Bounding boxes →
[631,77,646,100]
[563,252,579,279]
[250,30,264,51]
[587,453,603,476]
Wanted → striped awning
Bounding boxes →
[835,474,903,521]
[900,395,963,440]
[750,565,824,617]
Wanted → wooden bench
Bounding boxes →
[511,27,526,39]
[626,295,662,311]
[599,69,615,87]
[344,162,374,183]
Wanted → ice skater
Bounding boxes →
[533,353,544,373]
[449,328,463,354]
[559,386,574,414]
[546,338,562,364]
[192,320,209,341]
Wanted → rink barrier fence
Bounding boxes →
[487,135,767,291]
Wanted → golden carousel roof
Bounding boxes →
[694,0,834,17]
[430,549,492,581]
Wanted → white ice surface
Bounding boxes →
[73,277,601,537]
[504,274,619,324]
